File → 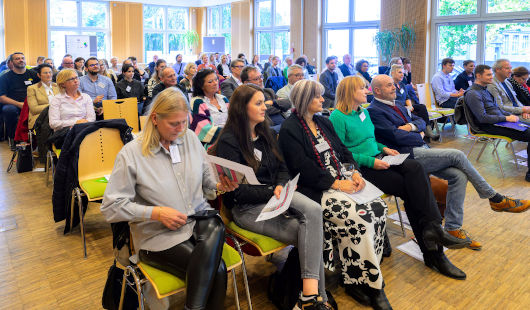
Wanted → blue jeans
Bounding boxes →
[412,147,496,231]
[1,104,20,139]
[232,191,327,302]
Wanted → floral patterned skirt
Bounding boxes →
[321,190,387,289]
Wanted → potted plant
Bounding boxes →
[397,23,416,57]
[184,30,200,55]
[374,30,397,64]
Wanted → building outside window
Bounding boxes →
[48,0,110,65]
[255,0,290,62]
[144,5,189,63]
[432,0,530,77]
[322,0,380,75]
[207,4,231,54]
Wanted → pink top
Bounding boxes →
[49,91,96,130]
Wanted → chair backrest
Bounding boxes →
[417,83,436,111]
[103,98,139,133]
[461,95,486,135]
[430,83,442,108]
[78,128,124,183]
[139,116,148,131]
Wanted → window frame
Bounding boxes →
[430,0,530,77]
[143,4,189,62]
[207,3,231,54]
[254,0,291,61]
[321,0,380,70]
[47,0,110,63]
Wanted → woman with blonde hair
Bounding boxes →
[147,59,167,98]
[99,59,117,85]
[179,62,197,94]
[101,87,237,310]
[329,76,469,305]
[48,69,95,131]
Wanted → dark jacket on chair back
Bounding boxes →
[278,113,358,203]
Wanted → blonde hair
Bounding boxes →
[391,64,403,73]
[336,76,367,115]
[56,69,78,93]
[184,62,196,76]
[140,87,189,156]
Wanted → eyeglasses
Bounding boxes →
[232,65,244,69]
[248,75,264,82]
[65,76,79,82]
[290,73,304,78]
[63,62,74,65]
[88,63,100,67]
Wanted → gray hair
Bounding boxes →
[287,64,304,76]
[390,64,403,73]
[230,59,245,67]
[388,57,402,66]
[290,80,325,118]
[492,59,509,72]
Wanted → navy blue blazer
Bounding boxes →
[367,99,426,154]
[339,63,354,77]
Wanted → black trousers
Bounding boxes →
[479,124,530,173]
[441,97,458,109]
[139,216,227,310]
[361,159,442,253]
[412,103,430,125]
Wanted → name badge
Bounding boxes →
[400,88,404,94]
[98,82,106,88]
[254,148,262,161]
[169,144,181,164]
[315,141,330,153]
[126,85,131,92]
[24,80,32,85]
[407,108,412,117]
[359,112,366,122]
[468,80,473,87]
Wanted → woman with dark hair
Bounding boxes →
[237,53,248,65]
[249,55,263,73]
[27,64,59,129]
[212,84,332,310]
[74,57,85,76]
[115,63,145,113]
[189,69,229,146]
[401,57,412,85]
[508,66,530,106]
[278,79,390,310]
[355,60,372,86]
[295,57,310,80]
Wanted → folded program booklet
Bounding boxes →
[493,121,529,132]
[206,155,261,185]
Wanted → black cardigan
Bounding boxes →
[278,113,359,203]
[215,129,290,209]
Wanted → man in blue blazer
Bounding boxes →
[368,74,529,269]
[338,54,355,78]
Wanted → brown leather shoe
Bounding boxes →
[490,197,530,213]
[447,228,482,251]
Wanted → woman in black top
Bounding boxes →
[213,84,332,310]
[116,64,145,114]
[278,80,390,310]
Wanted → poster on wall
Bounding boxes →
[203,37,226,54]
[65,35,97,59]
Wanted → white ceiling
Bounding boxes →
[109,0,241,7]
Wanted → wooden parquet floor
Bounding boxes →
[0,125,528,310]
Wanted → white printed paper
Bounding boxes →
[346,179,384,205]
[206,155,261,185]
[393,221,412,231]
[387,210,410,226]
[32,168,45,172]
[397,240,447,262]
[515,150,527,159]
[381,153,410,166]
[104,174,111,181]
[256,174,299,222]
[509,159,528,167]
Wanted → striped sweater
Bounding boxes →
[189,94,229,145]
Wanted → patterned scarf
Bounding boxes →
[508,77,530,105]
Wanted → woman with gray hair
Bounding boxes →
[101,87,238,310]
[278,80,391,310]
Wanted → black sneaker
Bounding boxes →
[525,172,530,182]
[293,294,331,310]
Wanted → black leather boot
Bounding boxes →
[422,221,470,251]
[344,284,371,305]
[423,251,466,280]
[367,287,393,310]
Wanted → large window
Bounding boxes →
[144,5,189,63]
[48,0,110,64]
[207,4,231,54]
[322,0,380,75]
[255,0,290,62]
[432,0,530,76]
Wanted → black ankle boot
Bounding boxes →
[423,252,466,280]
[344,284,370,305]
[367,287,392,310]
[422,221,470,251]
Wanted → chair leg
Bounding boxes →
[466,138,478,157]
[69,189,76,234]
[128,266,146,310]
[118,267,129,310]
[76,187,87,258]
[476,140,489,162]
[393,197,406,237]
[509,142,519,170]
[227,235,252,310]
[491,143,505,178]
[232,269,241,310]
[46,152,51,186]
[433,120,442,142]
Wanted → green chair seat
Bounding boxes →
[473,134,513,142]
[227,221,285,254]
[435,108,455,115]
[138,262,186,297]
[428,111,443,120]
[138,243,239,297]
[54,149,61,157]
[80,177,108,200]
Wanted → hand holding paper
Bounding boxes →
[381,153,410,166]
[255,174,299,222]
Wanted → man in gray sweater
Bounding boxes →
[465,64,530,182]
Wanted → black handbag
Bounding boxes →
[7,142,33,173]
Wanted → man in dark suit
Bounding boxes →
[241,66,291,132]
[454,60,475,91]
[339,54,355,77]
[319,56,338,108]
[220,59,245,99]
[368,74,529,260]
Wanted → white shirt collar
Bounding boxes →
[377,98,396,106]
